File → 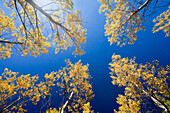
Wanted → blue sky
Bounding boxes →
[0,0,170,113]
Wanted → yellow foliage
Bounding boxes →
[0,0,86,59]
[99,0,170,47]
[82,102,94,113]
[109,54,170,112]
[114,94,140,113]
[45,108,59,113]
[98,0,145,46]
[0,60,94,112]
[55,60,94,112]
[153,6,170,37]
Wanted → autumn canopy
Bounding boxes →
[0,0,170,113]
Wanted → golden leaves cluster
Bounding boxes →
[57,60,94,112]
[82,102,94,113]
[114,94,140,113]
[45,108,59,113]
[52,9,86,55]
[109,54,170,112]
[153,6,170,37]
[1,0,50,58]
[0,0,86,59]
[98,0,145,47]
[109,54,137,87]
[0,10,16,59]
[0,68,41,112]
[0,60,93,112]
[46,102,94,113]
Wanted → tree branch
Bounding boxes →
[136,84,170,113]
[25,0,70,33]
[60,80,67,113]
[14,0,28,43]
[0,96,24,112]
[25,0,79,50]
[0,40,23,44]
[121,0,152,28]
[60,90,74,113]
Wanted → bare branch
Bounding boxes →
[14,0,28,43]
[25,0,70,33]
[40,1,56,8]
[0,40,23,44]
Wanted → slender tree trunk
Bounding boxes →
[136,84,170,113]
[60,91,74,113]
[0,96,24,113]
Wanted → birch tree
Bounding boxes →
[109,54,170,113]
[0,0,86,59]
[0,60,94,113]
[98,0,170,47]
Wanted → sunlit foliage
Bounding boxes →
[55,60,94,112]
[98,0,170,46]
[0,60,94,112]
[153,6,170,37]
[82,102,94,113]
[0,68,46,112]
[46,108,59,113]
[0,0,86,59]
[109,54,170,113]
[114,94,141,113]
[46,102,94,113]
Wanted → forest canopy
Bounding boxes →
[0,0,170,113]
